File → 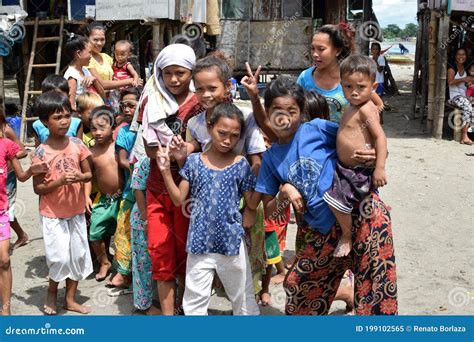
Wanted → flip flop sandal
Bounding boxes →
[107,287,133,297]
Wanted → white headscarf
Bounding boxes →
[131,44,196,147]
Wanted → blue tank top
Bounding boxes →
[297,66,349,124]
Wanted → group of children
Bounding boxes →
[0,26,391,316]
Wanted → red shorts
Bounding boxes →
[147,190,189,281]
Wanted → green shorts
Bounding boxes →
[265,231,282,265]
[89,192,121,241]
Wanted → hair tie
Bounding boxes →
[338,22,352,32]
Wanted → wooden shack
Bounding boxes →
[412,0,474,141]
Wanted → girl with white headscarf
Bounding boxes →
[130,43,204,315]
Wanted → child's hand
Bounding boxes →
[132,78,139,87]
[82,76,96,88]
[30,161,48,175]
[136,78,144,87]
[169,135,187,163]
[281,183,305,214]
[372,168,387,187]
[242,206,257,229]
[156,143,171,172]
[240,62,262,101]
[85,196,93,214]
[60,172,78,185]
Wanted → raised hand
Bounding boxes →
[240,62,262,101]
[156,143,171,172]
[169,135,187,163]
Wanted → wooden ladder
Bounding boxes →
[19,16,65,146]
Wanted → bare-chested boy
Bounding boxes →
[323,55,388,258]
[86,106,124,281]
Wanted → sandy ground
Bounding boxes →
[3,64,473,316]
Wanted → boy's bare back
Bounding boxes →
[336,100,382,168]
[90,141,123,195]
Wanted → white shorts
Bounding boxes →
[183,240,260,316]
[41,214,93,282]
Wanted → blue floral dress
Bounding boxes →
[130,157,153,310]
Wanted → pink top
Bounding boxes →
[113,122,128,141]
[0,138,20,213]
[466,85,474,98]
[32,137,91,219]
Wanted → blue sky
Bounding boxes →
[373,0,418,28]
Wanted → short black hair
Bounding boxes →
[193,55,232,84]
[340,54,377,81]
[120,87,141,100]
[41,74,69,94]
[90,105,115,128]
[263,76,305,112]
[207,102,245,137]
[35,91,72,122]
[303,91,329,121]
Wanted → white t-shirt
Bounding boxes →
[64,66,92,99]
[448,69,467,99]
[187,106,266,156]
[375,55,386,84]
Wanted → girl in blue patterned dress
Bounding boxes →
[156,102,261,315]
[130,157,160,314]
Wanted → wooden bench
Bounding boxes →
[445,102,462,142]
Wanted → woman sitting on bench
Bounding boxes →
[447,48,474,145]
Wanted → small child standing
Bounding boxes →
[86,106,123,282]
[157,103,261,316]
[76,92,104,148]
[31,91,93,315]
[33,75,83,147]
[370,42,386,96]
[323,55,388,257]
[63,32,105,110]
[0,110,47,315]
[107,89,139,288]
[113,40,140,87]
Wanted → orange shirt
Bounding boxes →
[32,137,91,219]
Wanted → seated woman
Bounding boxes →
[447,48,474,145]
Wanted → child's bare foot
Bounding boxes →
[270,272,286,285]
[144,306,162,315]
[95,262,111,282]
[335,283,354,312]
[333,234,352,257]
[460,137,473,145]
[106,273,131,288]
[1,302,11,315]
[259,292,272,306]
[43,291,57,315]
[64,300,91,314]
[11,233,29,251]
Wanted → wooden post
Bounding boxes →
[0,57,5,115]
[433,11,449,139]
[152,21,164,61]
[411,10,424,118]
[427,10,438,130]
[419,12,430,122]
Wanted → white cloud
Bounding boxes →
[373,0,418,28]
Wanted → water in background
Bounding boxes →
[382,41,416,55]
